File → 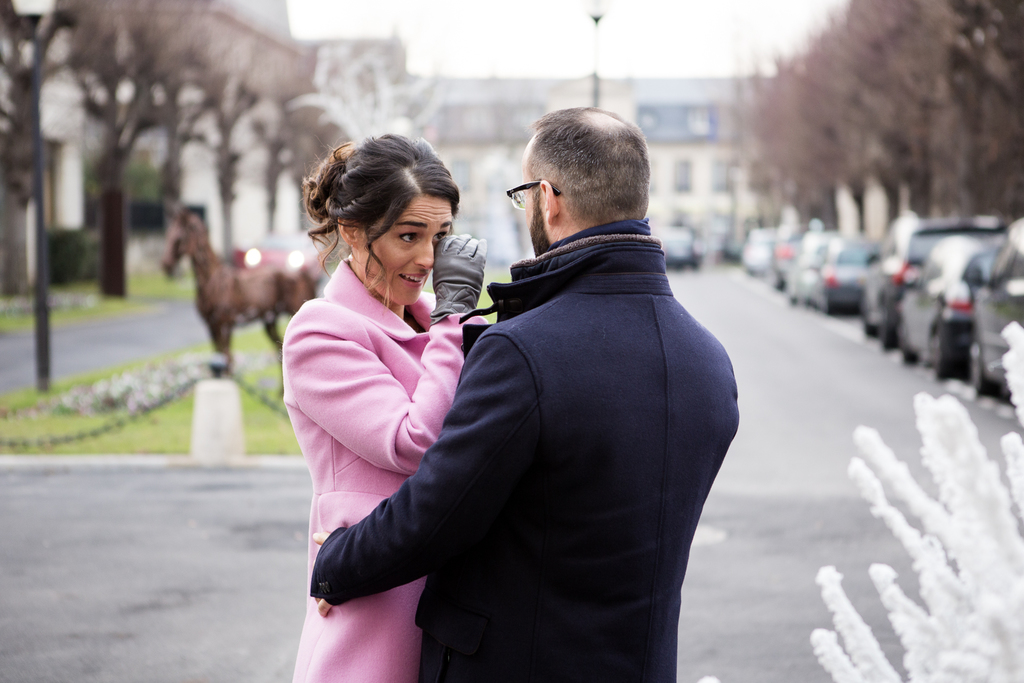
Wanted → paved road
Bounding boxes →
[0,461,311,683]
[0,301,209,393]
[2,267,1021,683]
[673,268,1019,683]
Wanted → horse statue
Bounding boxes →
[161,208,318,373]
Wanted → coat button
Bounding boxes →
[319,582,331,594]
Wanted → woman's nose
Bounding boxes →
[414,241,434,270]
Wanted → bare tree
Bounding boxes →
[193,8,307,256]
[291,38,440,142]
[249,92,332,234]
[149,4,209,220]
[0,2,69,295]
[64,0,172,296]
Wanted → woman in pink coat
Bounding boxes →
[282,135,486,683]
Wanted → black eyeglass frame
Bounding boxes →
[506,181,561,210]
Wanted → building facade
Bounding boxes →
[426,76,758,264]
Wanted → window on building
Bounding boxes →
[451,159,471,192]
[675,160,691,193]
[712,160,731,194]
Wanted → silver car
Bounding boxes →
[786,231,838,306]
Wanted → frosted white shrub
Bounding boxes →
[812,322,1024,683]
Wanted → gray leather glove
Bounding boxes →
[430,234,487,325]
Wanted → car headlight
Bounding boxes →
[287,250,306,270]
[244,248,262,267]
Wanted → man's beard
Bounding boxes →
[529,200,550,256]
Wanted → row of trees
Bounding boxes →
[750,0,1024,231]
[0,0,339,296]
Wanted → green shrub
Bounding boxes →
[49,228,99,285]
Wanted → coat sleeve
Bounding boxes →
[284,314,466,475]
[310,331,541,603]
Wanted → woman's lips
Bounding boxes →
[399,273,426,286]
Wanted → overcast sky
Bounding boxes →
[285,0,848,79]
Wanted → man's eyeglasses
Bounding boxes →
[506,181,561,210]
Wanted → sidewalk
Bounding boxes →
[0,300,209,394]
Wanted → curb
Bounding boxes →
[0,454,307,471]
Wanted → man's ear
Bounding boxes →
[540,181,561,225]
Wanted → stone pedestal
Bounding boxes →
[190,379,245,465]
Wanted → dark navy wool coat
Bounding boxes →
[312,219,740,683]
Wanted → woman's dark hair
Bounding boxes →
[303,134,460,290]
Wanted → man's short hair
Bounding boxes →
[527,108,650,227]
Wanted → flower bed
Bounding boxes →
[11,351,277,419]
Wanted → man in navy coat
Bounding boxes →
[311,108,740,682]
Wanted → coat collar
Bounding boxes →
[474,219,666,323]
[323,260,433,341]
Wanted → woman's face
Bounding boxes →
[342,195,453,316]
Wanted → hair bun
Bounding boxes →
[303,142,356,227]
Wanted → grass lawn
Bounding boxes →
[0,326,300,456]
[127,270,197,300]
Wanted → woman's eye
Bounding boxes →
[399,233,416,243]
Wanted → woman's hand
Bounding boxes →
[313,532,332,617]
[430,234,487,325]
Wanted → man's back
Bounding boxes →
[412,232,739,682]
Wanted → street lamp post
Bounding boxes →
[13,0,56,392]
[584,0,611,108]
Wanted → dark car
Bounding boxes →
[970,218,1024,395]
[662,228,702,269]
[809,238,878,315]
[861,214,1006,348]
[897,235,1004,378]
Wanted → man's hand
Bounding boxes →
[313,532,332,617]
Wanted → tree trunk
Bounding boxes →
[100,189,126,297]
[2,194,29,296]
[850,186,866,235]
[219,169,234,263]
[883,182,900,223]
[162,125,183,223]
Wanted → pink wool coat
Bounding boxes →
[282,262,475,683]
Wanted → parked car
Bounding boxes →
[662,228,703,270]
[742,228,776,276]
[970,218,1024,395]
[771,234,802,291]
[786,231,836,306]
[809,238,878,315]
[897,235,1004,377]
[860,214,1006,349]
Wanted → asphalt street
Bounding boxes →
[0,300,209,393]
[673,268,1020,683]
[2,267,1021,682]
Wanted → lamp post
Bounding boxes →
[13,0,56,392]
[584,0,611,108]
